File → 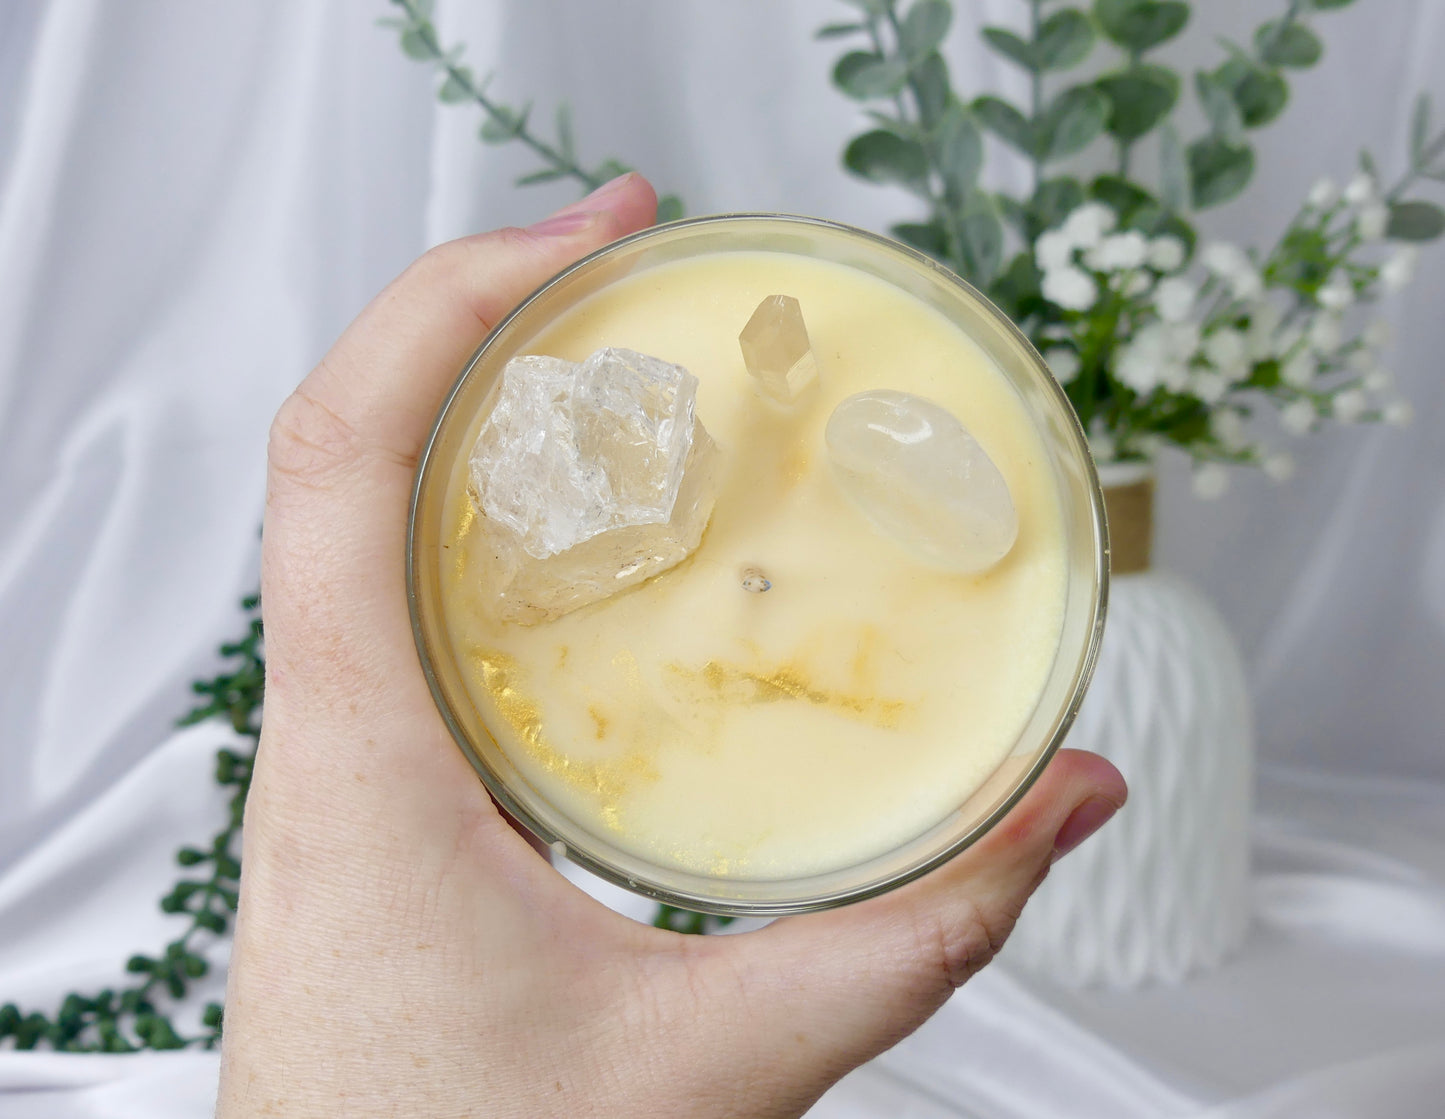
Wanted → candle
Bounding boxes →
[410,217,1106,911]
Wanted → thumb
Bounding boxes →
[711,748,1125,1103]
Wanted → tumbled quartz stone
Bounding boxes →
[468,348,719,624]
[825,390,1017,575]
[738,294,819,404]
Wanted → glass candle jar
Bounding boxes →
[408,214,1108,916]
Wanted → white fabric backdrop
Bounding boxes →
[2,0,1443,1115]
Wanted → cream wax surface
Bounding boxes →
[439,251,1068,878]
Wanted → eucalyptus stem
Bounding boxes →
[1028,0,1045,191]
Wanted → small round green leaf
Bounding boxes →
[843,130,930,190]
[1386,200,1445,242]
[899,0,953,60]
[398,28,434,60]
[1096,65,1179,141]
[972,96,1035,157]
[982,27,1037,71]
[833,51,910,100]
[655,194,686,223]
[1256,21,1323,68]
[1031,177,1087,232]
[1216,59,1289,129]
[1093,0,1189,54]
[891,221,950,258]
[961,201,1005,286]
[1040,86,1110,161]
[938,106,984,199]
[437,70,473,104]
[1196,70,1245,140]
[1188,136,1255,208]
[912,53,950,127]
[1037,9,1096,72]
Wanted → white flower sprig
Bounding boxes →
[1030,174,1417,497]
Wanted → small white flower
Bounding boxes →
[1203,327,1248,371]
[1154,276,1197,323]
[1263,451,1296,482]
[1343,171,1377,206]
[1381,248,1418,293]
[1035,229,1076,273]
[1384,399,1415,426]
[1061,203,1117,249]
[1308,314,1344,354]
[1357,202,1390,241]
[1348,348,1378,373]
[1333,388,1368,423]
[1121,271,1155,298]
[1363,319,1392,349]
[1363,366,1394,392]
[1231,268,1265,301]
[1307,177,1338,209]
[1281,398,1317,435]
[1146,236,1187,273]
[1281,350,1318,388]
[1317,277,1355,311]
[1191,369,1230,404]
[1247,301,1284,360]
[1044,347,1081,385]
[1192,462,1229,500]
[1212,409,1247,449]
[1042,266,1099,311]
[1164,321,1202,364]
[1202,242,1252,279]
[1085,230,1150,273]
[1117,338,1165,395]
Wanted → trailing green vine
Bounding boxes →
[0,596,262,1051]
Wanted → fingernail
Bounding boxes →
[1052,796,1122,861]
[578,171,636,205]
[525,211,598,237]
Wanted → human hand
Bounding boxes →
[217,172,1127,1119]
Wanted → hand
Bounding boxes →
[218,173,1127,1119]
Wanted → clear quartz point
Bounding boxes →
[468,347,718,623]
[738,294,819,404]
[825,390,1017,574]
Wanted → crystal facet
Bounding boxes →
[738,294,819,404]
[468,347,719,623]
[825,390,1017,574]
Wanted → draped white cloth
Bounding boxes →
[2,1,1443,1115]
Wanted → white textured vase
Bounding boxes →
[1006,472,1254,987]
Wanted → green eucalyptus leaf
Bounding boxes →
[1310,0,1357,8]
[1256,21,1323,68]
[988,251,1046,322]
[982,26,1038,71]
[1411,93,1432,163]
[1386,200,1445,241]
[1096,65,1179,141]
[656,194,686,223]
[1093,0,1189,54]
[972,95,1035,156]
[960,198,1005,286]
[834,51,911,99]
[515,167,568,186]
[1216,59,1289,129]
[891,220,950,257]
[899,0,953,60]
[844,129,930,190]
[1196,70,1245,140]
[399,27,434,60]
[555,103,575,160]
[1188,135,1255,208]
[1039,86,1109,161]
[1089,174,1155,218]
[913,52,951,127]
[479,106,525,143]
[1032,177,1087,232]
[438,69,473,103]
[1037,9,1096,71]
[816,21,867,39]
[996,194,1031,237]
[1159,123,1189,211]
[937,106,984,199]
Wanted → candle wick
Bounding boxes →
[741,567,772,593]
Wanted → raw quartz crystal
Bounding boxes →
[468,348,718,623]
[825,390,1017,575]
[738,294,819,404]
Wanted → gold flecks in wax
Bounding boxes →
[669,655,912,730]
[451,500,478,581]
[588,704,610,740]
[470,649,655,829]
